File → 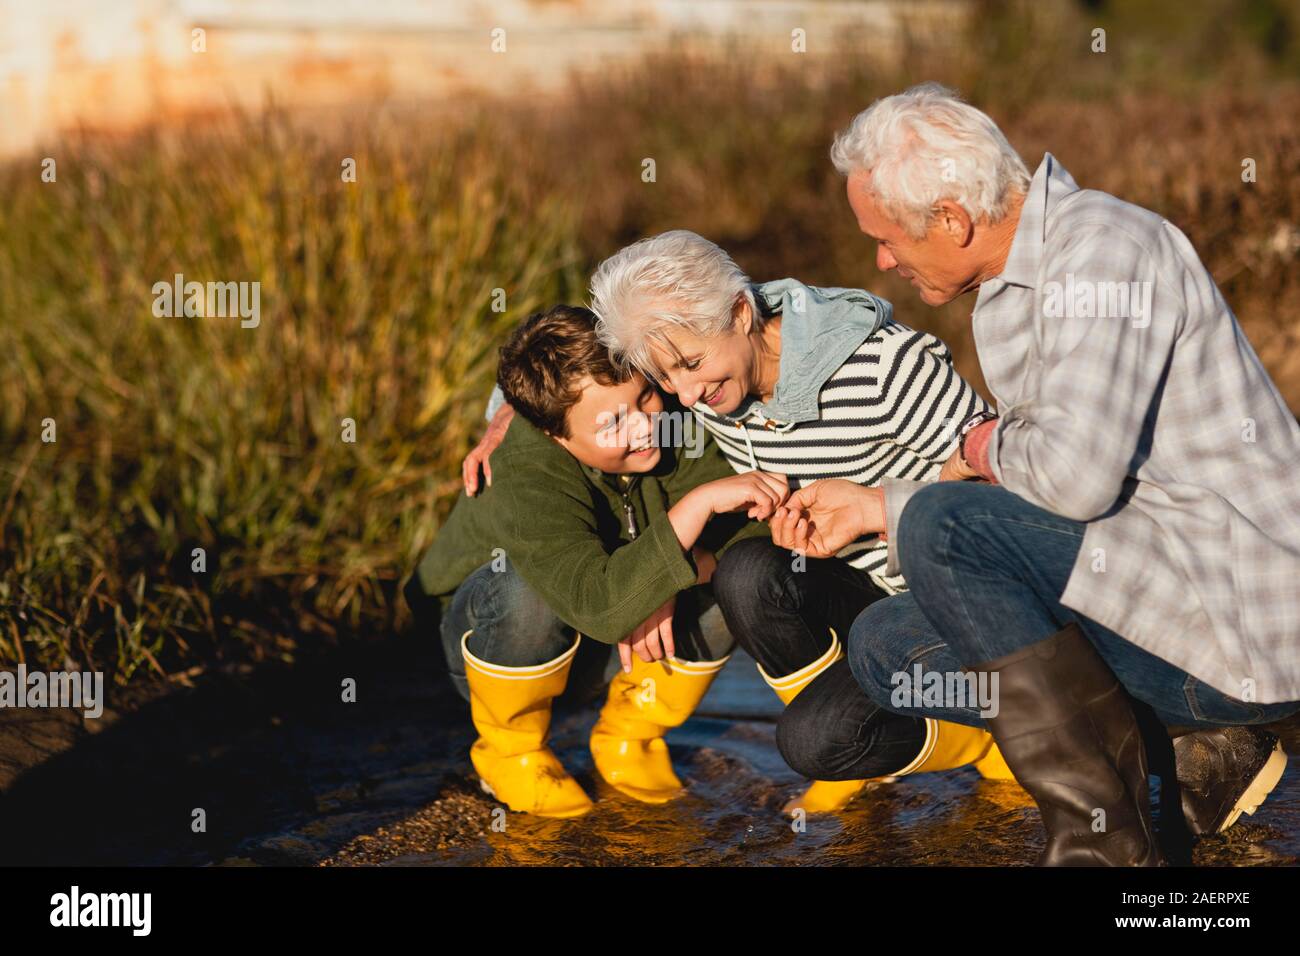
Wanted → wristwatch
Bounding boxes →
[958,411,999,467]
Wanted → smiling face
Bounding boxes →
[642,299,758,416]
[553,373,665,474]
[847,169,978,306]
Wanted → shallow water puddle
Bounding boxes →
[313,651,1300,867]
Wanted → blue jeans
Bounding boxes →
[847,482,1300,729]
[711,537,930,780]
[438,557,734,706]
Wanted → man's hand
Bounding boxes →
[462,403,515,496]
[617,595,676,672]
[769,480,885,559]
[938,445,981,482]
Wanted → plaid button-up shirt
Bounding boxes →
[884,152,1300,704]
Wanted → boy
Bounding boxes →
[405,305,788,817]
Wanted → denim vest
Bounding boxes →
[713,278,892,426]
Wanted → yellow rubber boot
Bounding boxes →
[761,630,1020,814]
[889,717,1017,782]
[973,741,1016,781]
[461,630,594,818]
[759,629,873,814]
[590,653,730,803]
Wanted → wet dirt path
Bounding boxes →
[2,637,1297,866]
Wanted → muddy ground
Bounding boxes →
[1,634,1297,867]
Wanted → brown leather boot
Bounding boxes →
[974,623,1162,866]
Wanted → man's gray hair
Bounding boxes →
[590,230,760,377]
[830,82,1030,239]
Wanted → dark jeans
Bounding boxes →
[439,557,734,706]
[712,538,928,779]
[847,482,1300,729]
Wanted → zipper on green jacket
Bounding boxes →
[615,474,642,540]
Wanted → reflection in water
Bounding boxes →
[320,650,1300,867]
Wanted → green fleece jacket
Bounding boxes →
[408,412,768,644]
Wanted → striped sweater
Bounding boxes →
[691,319,990,594]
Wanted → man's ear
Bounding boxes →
[937,201,975,247]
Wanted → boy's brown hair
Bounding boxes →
[497,305,631,438]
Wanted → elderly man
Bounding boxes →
[775,83,1300,866]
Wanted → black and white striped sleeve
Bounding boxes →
[872,325,990,468]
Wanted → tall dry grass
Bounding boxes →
[2,3,1298,683]
[0,111,587,677]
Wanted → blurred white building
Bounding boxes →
[0,0,967,157]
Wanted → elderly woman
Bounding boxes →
[467,230,1015,813]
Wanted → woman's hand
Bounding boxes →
[462,403,515,496]
[769,480,885,558]
[691,546,717,585]
[940,418,998,482]
[938,446,981,482]
[617,595,676,671]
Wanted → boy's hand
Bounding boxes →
[700,471,790,520]
[463,403,515,496]
[668,473,787,569]
[617,595,676,672]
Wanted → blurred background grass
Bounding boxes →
[2,0,1298,684]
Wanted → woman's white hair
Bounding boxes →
[830,82,1030,239]
[590,229,760,378]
